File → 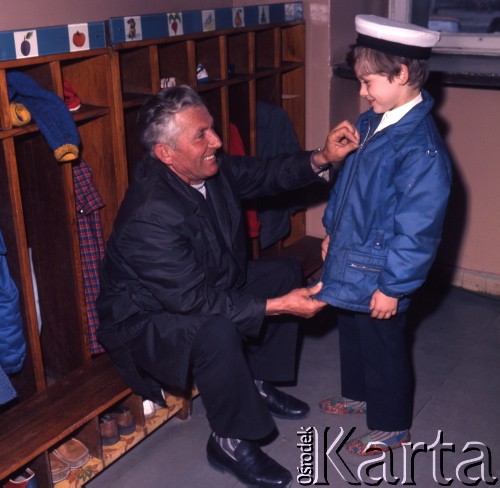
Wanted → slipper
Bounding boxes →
[345,430,410,456]
[52,438,90,468]
[49,452,70,482]
[319,396,367,415]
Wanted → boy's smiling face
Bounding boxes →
[356,64,418,114]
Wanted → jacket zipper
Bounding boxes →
[330,120,373,238]
[348,262,380,273]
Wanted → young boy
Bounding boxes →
[315,15,452,455]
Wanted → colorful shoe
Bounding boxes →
[319,396,367,415]
[345,430,410,456]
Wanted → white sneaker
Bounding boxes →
[142,399,156,419]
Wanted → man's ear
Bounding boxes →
[153,143,174,165]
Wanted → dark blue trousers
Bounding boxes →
[337,310,413,431]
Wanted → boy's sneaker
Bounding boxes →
[319,396,367,415]
[345,430,410,456]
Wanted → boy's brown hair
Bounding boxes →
[346,45,430,88]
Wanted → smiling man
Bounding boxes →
[96,85,359,487]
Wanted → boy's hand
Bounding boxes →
[370,290,398,319]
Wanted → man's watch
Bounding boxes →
[311,147,331,172]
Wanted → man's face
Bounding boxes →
[155,105,222,185]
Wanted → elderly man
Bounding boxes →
[96,85,359,487]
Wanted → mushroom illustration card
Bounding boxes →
[168,13,183,36]
[68,24,90,51]
[14,30,39,59]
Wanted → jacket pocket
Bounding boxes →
[340,251,386,306]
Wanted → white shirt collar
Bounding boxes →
[191,181,207,198]
[375,92,423,134]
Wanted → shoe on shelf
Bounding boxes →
[99,413,120,446]
[4,467,38,487]
[108,405,136,435]
[52,438,90,468]
[206,435,292,487]
[63,79,81,112]
[345,430,411,456]
[261,382,310,420]
[143,399,156,419]
[49,452,71,483]
[319,396,367,415]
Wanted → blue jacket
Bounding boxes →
[316,90,452,313]
[0,230,25,375]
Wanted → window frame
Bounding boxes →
[388,0,500,56]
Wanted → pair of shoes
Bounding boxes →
[319,396,367,415]
[100,405,136,445]
[99,414,120,446]
[50,438,89,481]
[261,382,310,419]
[345,430,411,456]
[206,435,292,487]
[49,452,71,483]
[52,438,89,468]
[5,467,38,487]
[108,405,136,435]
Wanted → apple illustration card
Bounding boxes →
[68,24,90,52]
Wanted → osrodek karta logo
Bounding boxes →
[297,427,498,486]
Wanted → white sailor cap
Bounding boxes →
[355,14,440,60]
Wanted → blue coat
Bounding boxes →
[0,230,25,376]
[316,90,452,313]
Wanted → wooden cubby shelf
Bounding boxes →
[0,14,321,487]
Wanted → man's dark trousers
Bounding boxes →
[190,256,302,440]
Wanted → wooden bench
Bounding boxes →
[0,353,191,484]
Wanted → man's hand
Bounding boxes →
[370,289,399,319]
[312,120,360,170]
[266,281,327,318]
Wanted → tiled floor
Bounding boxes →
[87,283,500,487]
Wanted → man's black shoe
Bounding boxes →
[207,435,292,487]
[262,382,310,419]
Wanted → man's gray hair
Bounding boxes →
[137,85,206,156]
